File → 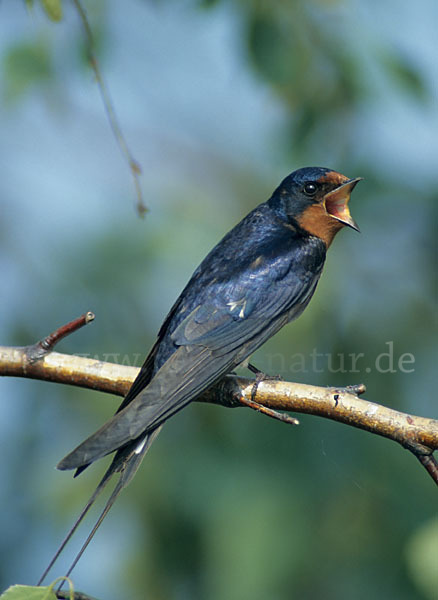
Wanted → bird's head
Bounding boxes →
[269,167,362,247]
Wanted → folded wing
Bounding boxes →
[58,248,320,470]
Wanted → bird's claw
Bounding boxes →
[330,383,366,398]
[247,363,283,403]
[242,364,295,425]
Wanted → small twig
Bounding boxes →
[72,0,146,216]
[25,312,95,363]
[240,395,299,426]
[416,454,438,482]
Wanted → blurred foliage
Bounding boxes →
[41,0,63,22]
[25,0,63,22]
[2,39,53,102]
[203,0,428,154]
[13,0,429,153]
[1,1,437,600]
[405,517,438,600]
[378,49,428,100]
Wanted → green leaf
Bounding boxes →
[0,585,57,600]
[405,516,438,600]
[40,0,63,22]
[2,40,53,102]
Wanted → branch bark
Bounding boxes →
[1,340,437,484]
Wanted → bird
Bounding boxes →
[39,166,361,583]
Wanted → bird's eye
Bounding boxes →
[303,182,318,196]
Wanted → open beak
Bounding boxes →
[323,177,362,232]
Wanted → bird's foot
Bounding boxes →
[247,363,283,403]
[241,363,297,426]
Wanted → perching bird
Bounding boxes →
[39,166,361,583]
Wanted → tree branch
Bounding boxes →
[1,316,437,485]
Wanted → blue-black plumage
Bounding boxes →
[39,167,360,585]
[58,166,361,472]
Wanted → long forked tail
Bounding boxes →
[37,427,161,587]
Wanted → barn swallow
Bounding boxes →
[39,166,361,583]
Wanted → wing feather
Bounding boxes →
[59,238,324,470]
